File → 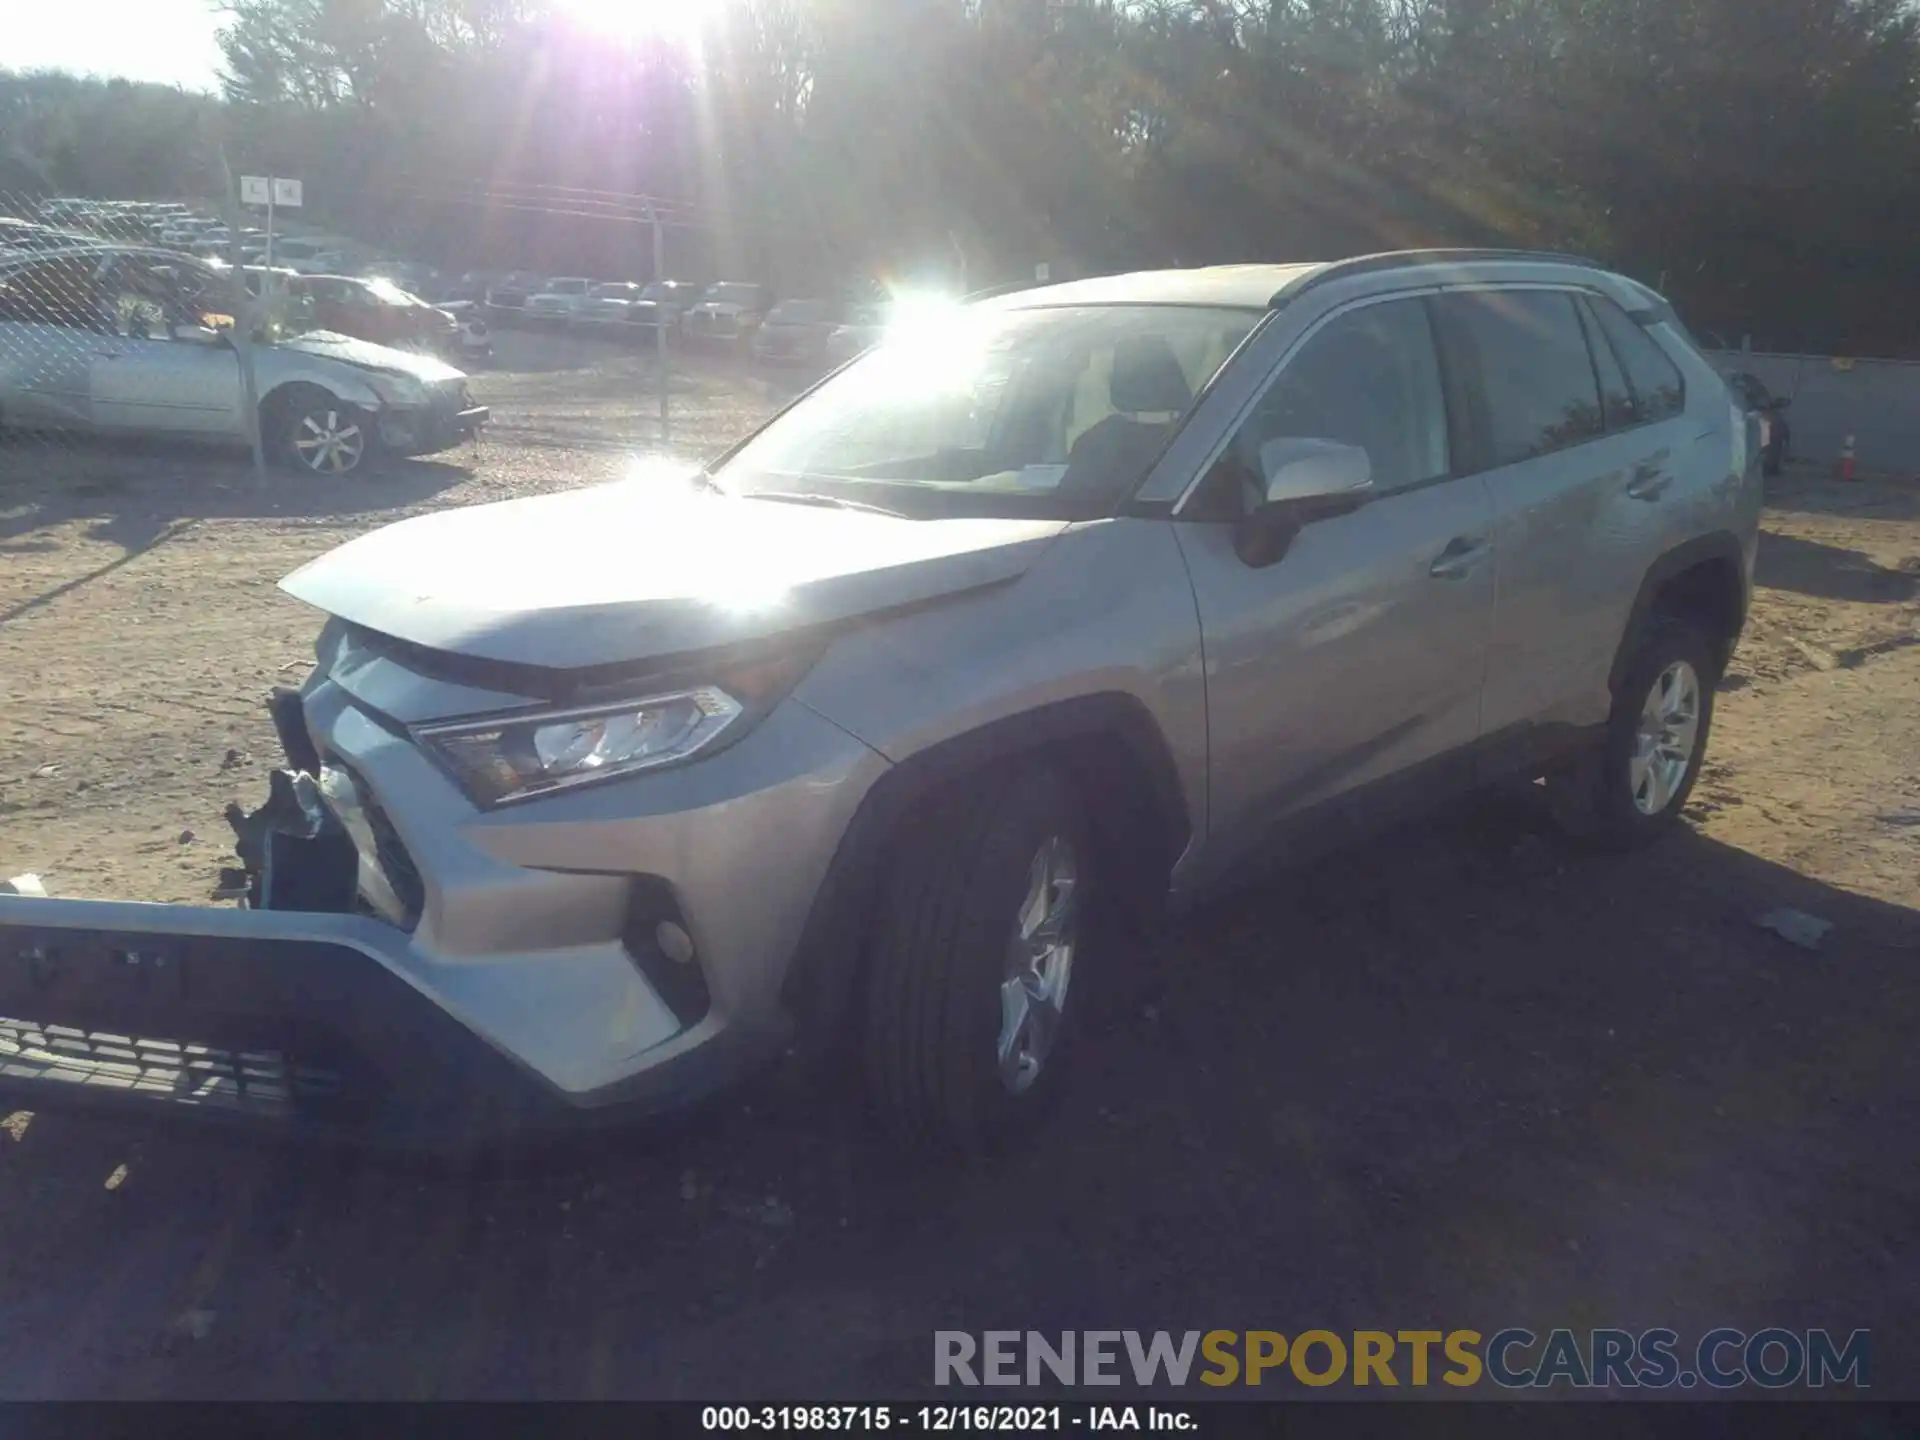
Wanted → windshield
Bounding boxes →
[703,282,760,305]
[362,277,421,307]
[714,303,1260,519]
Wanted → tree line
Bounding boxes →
[5,0,1919,355]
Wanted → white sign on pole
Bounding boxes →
[240,176,303,208]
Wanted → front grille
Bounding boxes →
[0,1018,348,1118]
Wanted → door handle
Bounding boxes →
[1429,537,1491,580]
[1626,448,1673,501]
[1625,464,1671,501]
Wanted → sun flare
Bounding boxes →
[557,0,725,47]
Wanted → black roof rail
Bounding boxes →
[1273,248,1605,306]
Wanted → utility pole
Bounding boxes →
[648,201,670,448]
[220,152,266,480]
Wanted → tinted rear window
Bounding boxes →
[1587,294,1686,422]
[1437,290,1604,465]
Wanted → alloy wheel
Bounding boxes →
[997,834,1078,1096]
[1629,660,1701,816]
[292,408,366,474]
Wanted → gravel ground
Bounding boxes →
[1,333,1917,1399]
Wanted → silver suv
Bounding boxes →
[0,251,1760,1153]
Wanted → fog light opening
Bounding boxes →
[656,920,695,966]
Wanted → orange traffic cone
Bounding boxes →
[1836,434,1857,482]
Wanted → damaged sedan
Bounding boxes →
[0,244,487,476]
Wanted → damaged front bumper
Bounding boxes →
[377,387,489,459]
[0,637,883,1148]
[0,894,772,1149]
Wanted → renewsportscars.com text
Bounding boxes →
[934,1328,1870,1390]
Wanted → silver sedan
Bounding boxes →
[0,245,487,476]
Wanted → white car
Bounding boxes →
[436,301,495,362]
[824,303,891,365]
[572,281,648,330]
[682,281,773,345]
[525,277,594,325]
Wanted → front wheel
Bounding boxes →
[862,764,1090,1154]
[1547,620,1718,848]
[270,387,374,477]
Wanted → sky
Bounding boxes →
[6,0,225,92]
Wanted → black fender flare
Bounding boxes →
[779,693,1191,1051]
[1608,530,1750,694]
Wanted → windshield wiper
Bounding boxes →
[749,490,908,519]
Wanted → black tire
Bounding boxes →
[862,763,1091,1154]
[267,385,376,478]
[1546,619,1719,849]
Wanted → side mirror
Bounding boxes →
[1233,438,1373,568]
[1257,437,1374,506]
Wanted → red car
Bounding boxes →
[291,274,471,359]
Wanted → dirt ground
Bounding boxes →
[1,337,1917,1399]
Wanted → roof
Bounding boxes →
[987,250,1614,312]
[991,264,1325,311]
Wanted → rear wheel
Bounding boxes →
[1547,619,1717,848]
[862,764,1090,1154]
[269,386,374,477]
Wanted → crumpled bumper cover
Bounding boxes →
[377,399,489,457]
[0,895,757,1150]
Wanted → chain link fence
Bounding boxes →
[0,187,507,488]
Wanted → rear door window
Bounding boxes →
[1575,298,1636,431]
[0,257,107,330]
[1586,294,1686,422]
[1435,290,1604,465]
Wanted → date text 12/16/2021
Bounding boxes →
[702,1406,1197,1432]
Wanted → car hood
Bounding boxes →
[274,331,463,382]
[279,479,1069,670]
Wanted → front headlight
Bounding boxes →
[417,688,745,807]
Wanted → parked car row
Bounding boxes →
[476,272,897,364]
[11,202,915,372]
[20,200,351,270]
